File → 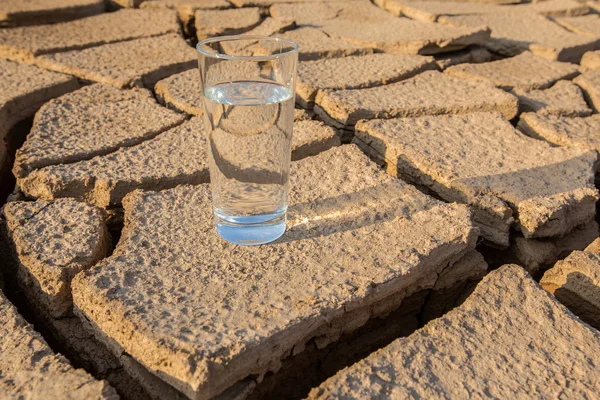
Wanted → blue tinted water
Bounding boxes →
[203,81,294,245]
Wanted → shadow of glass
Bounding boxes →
[456,153,598,204]
[278,181,438,243]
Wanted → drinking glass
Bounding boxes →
[197,36,298,245]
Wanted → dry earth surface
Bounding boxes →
[1,0,600,399]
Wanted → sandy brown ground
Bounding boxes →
[1,1,600,399]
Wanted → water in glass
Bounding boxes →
[203,80,294,245]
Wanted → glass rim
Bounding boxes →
[196,35,299,61]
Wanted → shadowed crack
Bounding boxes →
[1,273,149,399]
[245,257,486,400]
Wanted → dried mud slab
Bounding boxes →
[541,239,600,330]
[445,51,580,90]
[511,219,599,274]
[141,0,230,33]
[14,84,185,179]
[195,7,262,39]
[108,0,144,7]
[581,50,600,71]
[507,0,590,17]
[19,118,339,207]
[434,46,494,70]
[419,250,488,323]
[18,119,209,208]
[574,71,600,113]
[3,200,110,318]
[263,27,373,61]
[289,0,393,22]
[518,113,600,152]
[379,0,500,22]
[0,290,118,399]
[72,145,479,399]
[296,0,490,56]
[589,0,600,13]
[354,113,599,246]
[294,108,313,121]
[314,70,518,129]
[0,58,79,138]
[0,59,78,187]
[407,0,524,3]
[1,200,153,399]
[320,17,490,55]
[397,0,589,19]
[38,307,153,398]
[585,237,600,253]
[142,0,230,11]
[296,54,437,108]
[238,15,294,35]
[511,80,592,117]
[35,33,197,89]
[0,9,180,63]
[219,17,296,56]
[309,265,600,399]
[441,11,600,62]
[269,1,365,26]
[374,0,523,6]
[0,0,105,27]
[155,69,203,116]
[333,0,445,24]
[232,0,326,6]
[555,15,600,37]
[428,250,487,292]
[291,120,340,160]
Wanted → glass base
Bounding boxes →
[214,208,286,246]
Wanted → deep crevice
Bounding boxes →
[249,275,483,400]
[250,290,427,400]
[105,207,125,254]
[0,270,149,399]
[1,117,33,204]
[1,275,74,365]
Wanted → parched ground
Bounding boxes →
[1,1,600,399]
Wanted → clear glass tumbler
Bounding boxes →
[197,36,298,245]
